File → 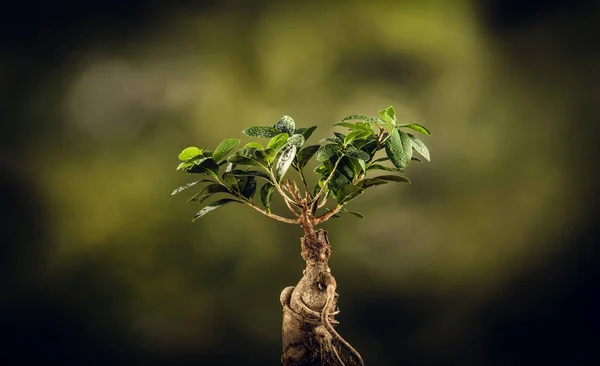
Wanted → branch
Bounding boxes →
[309,156,342,207]
[314,204,345,225]
[243,201,300,224]
[268,169,302,217]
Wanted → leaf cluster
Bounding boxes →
[171,107,431,224]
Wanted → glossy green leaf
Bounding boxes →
[344,149,370,161]
[170,179,212,197]
[241,176,257,200]
[341,114,369,122]
[260,182,276,210]
[242,126,280,138]
[375,175,411,184]
[347,211,365,219]
[344,130,371,146]
[296,126,317,141]
[223,169,272,181]
[178,147,202,161]
[366,164,401,172]
[399,123,432,136]
[276,145,297,181]
[363,117,387,129]
[336,184,364,204]
[385,128,412,169]
[188,183,231,203]
[227,148,268,168]
[188,159,220,178]
[357,178,389,189]
[222,163,239,191]
[244,142,264,149]
[267,133,289,150]
[320,136,343,144]
[378,106,396,124]
[193,198,241,221]
[333,132,346,141]
[212,138,241,162]
[274,115,295,134]
[287,134,305,148]
[372,156,390,163]
[314,164,329,175]
[296,145,320,168]
[408,133,430,161]
[316,144,341,161]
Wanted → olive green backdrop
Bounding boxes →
[2,1,598,365]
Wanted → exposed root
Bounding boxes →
[281,229,364,366]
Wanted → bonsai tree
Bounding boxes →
[170,106,431,365]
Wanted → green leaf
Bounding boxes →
[267,133,289,150]
[357,178,389,189]
[372,156,390,163]
[375,175,411,184]
[343,149,370,161]
[344,130,371,146]
[227,148,268,168]
[222,163,239,191]
[314,164,329,175]
[260,182,276,210]
[385,128,412,170]
[188,183,231,203]
[366,164,401,172]
[287,134,305,148]
[316,144,341,161]
[379,106,396,125]
[336,185,364,204]
[276,145,297,181]
[170,179,212,197]
[320,136,343,144]
[188,158,220,178]
[223,169,272,181]
[411,156,423,163]
[274,115,295,135]
[333,122,358,129]
[178,147,202,161]
[399,123,432,136]
[244,142,264,149]
[363,117,388,129]
[241,176,257,200]
[341,114,369,122]
[295,126,317,141]
[242,126,280,138]
[212,138,241,162]
[193,198,241,221]
[296,145,320,168]
[347,211,365,219]
[408,133,430,161]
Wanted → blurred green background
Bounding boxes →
[2,0,599,365]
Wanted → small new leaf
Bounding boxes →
[348,211,365,219]
[341,114,369,122]
[276,145,297,181]
[244,142,264,149]
[193,198,241,221]
[178,147,202,161]
[242,126,280,138]
[268,133,289,151]
[296,126,317,141]
[212,138,241,162]
[379,106,396,125]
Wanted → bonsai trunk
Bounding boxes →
[280,226,364,365]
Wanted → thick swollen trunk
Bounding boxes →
[280,229,364,366]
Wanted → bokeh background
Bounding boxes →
[2,0,599,365]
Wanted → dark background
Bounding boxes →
[1,0,599,365]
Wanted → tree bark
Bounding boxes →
[280,229,364,366]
